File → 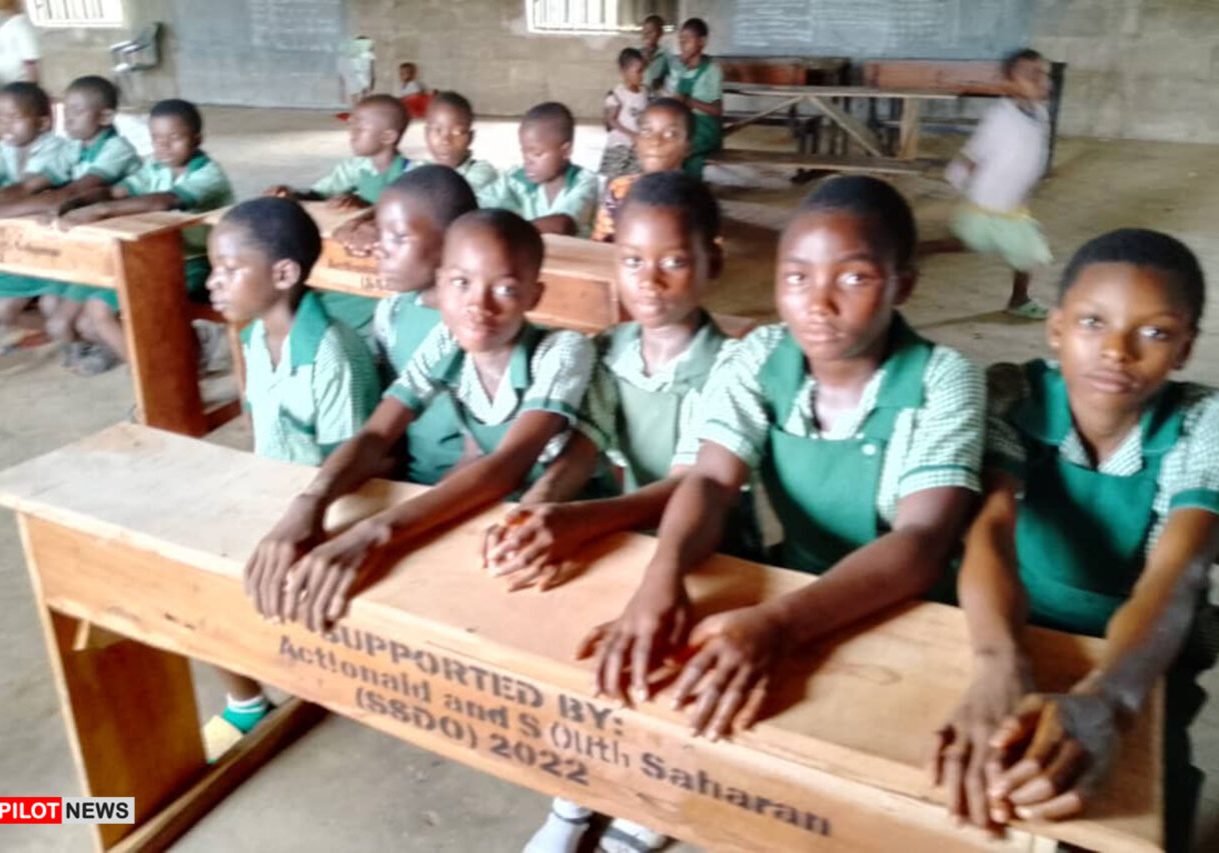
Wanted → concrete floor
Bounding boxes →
[1,108,1218,851]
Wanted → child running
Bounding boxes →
[487,171,736,853]
[484,102,599,236]
[931,230,1219,853]
[201,197,379,758]
[244,209,595,629]
[942,48,1054,319]
[599,48,648,180]
[580,176,984,741]
[591,98,692,243]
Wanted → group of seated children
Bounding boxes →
[210,159,1214,853]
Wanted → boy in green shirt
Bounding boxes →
[660,17,724,177]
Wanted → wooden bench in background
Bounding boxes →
[0,423,1163,852]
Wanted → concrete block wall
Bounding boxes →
[1033,0,1219,143]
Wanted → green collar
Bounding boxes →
[611,312,726,387]
[79,126,118,163]
[155,150,210,176]
[1013,360,1183,456]
[513,163,579,192]
[434,322,545,389]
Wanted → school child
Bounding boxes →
[0,81,73,348]
[483,102,599,237]
[49,98,234,376]
[243,209,595,629]
[398,61,425,98]
[267,93,412,346]
[658,18,723,178]
[931,230,1219,853]
[599,48,648,180]
[370,165,477,484]
[411,91,498,205]
[0,76,141,365]
[942,48,1053,319]
[591,98,692,243]
[485,172,735,853]
[580,176,984,741]
[201,197,378,758]
[639,13,670,90]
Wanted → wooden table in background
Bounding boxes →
[0,211,222,436]
[0,424,1162,852]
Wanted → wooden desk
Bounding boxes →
[0,212,218,436]
[0,424,1161,852]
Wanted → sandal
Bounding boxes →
[1004,299,1050,321]
[72,343,121,376]
[598,818,668,853]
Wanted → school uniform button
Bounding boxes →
[861,443,877,456]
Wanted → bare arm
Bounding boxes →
[684,96,723,118]
[0,175,110,219]
[59,190,186,225]
[531,213,578,236]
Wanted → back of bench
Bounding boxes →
[861,60,1008,96]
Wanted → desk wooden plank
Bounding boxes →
[0,425,1161,852]
[0,219,118,287]
[806,95,885,158]
[708,150,938,176]
[725,85,957,100]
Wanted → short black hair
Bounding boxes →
[1060,228,1206,326]
[0,82,51,118]
[644,97,695,139]
[150,98,203,135]
[1002,48,1044,79]
[220,197,323,284]
[797,175,918,270]
[620,170,720,249]
[522,101,575,143]
[399,61,416,70]
[618,47,645,70]
[431,90,474,125]
[383,165,478,228]
[681,17,709,38]
[450,209,544,282]
[67,75,120,111]
[358,93,410,134]
[641,14,665,28]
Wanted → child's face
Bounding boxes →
[374,192,445,293]
[349,103,400,158]
[775,210,912,363]
[641,20,662,49]
[425,102,473,168]
[150,115,200,168]
[63,90,111,142]
[635,107,690,172]
[399,64,415,83]
[622,58,646,89]
[1008,58,1050,103]
[437,222,541,353]
[678,28,705,64]
[0,96,47,147]
[519,121,571,185]
[616,204,717,329]
[206,223,287,324]
[1049,263,1196,417]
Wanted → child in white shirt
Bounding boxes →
[599,48,648,179]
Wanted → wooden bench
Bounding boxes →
[0,424,1162,852]
[0,211,235,437]
[708,149,941,179]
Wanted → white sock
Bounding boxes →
[523,798,592,853]
[600,817,667,853]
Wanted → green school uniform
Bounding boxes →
[663,56,723,177]
[483,164,600,237]
[986,360,1219,853]
[311,154,410,345]
[693,316,984,575]
[61,151,234,309]
[0,133,77,300]
[384,322,594,486]
[242,291,380,465]
[407,155,499,207]
[67,127,141,184]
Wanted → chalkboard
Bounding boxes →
[695,0,1033,60]
[172,0,347,109]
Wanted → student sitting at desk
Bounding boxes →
[49,98,234,376]
[658,17,723,178]
[267,93,412,343]
[581,176,984,740]
[482,102,599,237]
[0,76,141,369]
[0,81,73,350]
[931,230,1219,853]
[245,209,595,630]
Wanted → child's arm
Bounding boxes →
[530,213,578,236]
[931,471,1033,828]
[282,409,572,631]
[0,174,115,219]
[516,429,603,504]
[603,93,635,140]
[332,208,378,256]
[986,506,1219,823]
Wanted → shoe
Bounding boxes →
[72,343,121,376]
[1004,299,1050,320]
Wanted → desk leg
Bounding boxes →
[115,234,208,437]
[898,100,923,160]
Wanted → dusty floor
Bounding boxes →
[1,108,1218,851]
